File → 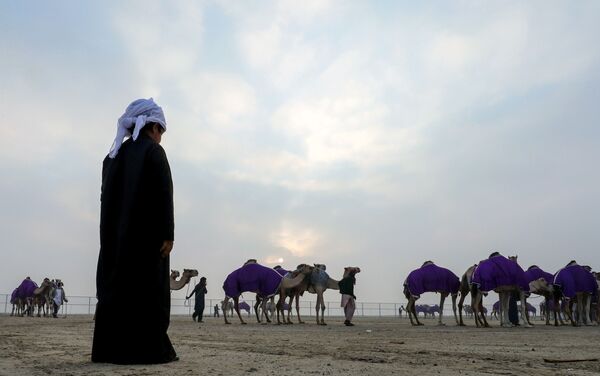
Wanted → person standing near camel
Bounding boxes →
[51,281,68,318]
[92,98,177,364]
[339,268,361,326]
[186,277,207,322]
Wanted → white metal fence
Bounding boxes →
[1,293,504,318]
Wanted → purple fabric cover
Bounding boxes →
[15,279,38,299]
[10,288,18,304]
[471,255,529,293]
[238,301,250,312]
[553,264,598,299]
[404,263,460,297]
[493,301,500,311]
[223,263,283,299]
[524,266,554,285]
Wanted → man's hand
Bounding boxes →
[160,240,174,258]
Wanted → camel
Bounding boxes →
[253,265,290,323]
[403,261,460,326]
[457,264,487,326]
[170,269,199,290]
[14,277,38,317]
[307,265,361,326]
[524,265,556,325]
[552,261,598,326]
[470,253,531,328]
[10,288,21,316]
[222,262,314,324]
[32,278,53,317]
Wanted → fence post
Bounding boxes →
[88,297,91,315]
[378,303,381,317]
[327,301,330,317]
[361,302,364,316]
[394,303,397,317]
[4,294,8,314]
[309,301,312,316]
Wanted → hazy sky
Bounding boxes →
[1,1,599,304]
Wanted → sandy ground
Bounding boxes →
[1,314,599,376]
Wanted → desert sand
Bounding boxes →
[1,314,599,376]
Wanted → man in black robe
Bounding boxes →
[92,98,177,364]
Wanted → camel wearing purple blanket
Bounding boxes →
[222,261,313,324]
[403,261,460,326]
[552,261,598,326]
[470,253,531,328]
[524,265,555,325]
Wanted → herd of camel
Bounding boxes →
[169,252,599,328]
[10,278,64,317]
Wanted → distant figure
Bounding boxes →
[186,277,207,322]
[214,304,220,317]
[52,280,68,318]
[399,305,405,318]
[338,267,361,326]
[92,98,177,364]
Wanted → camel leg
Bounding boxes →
[260,298,270,324]
[315,293,321,325]
[295,293,304,324]
[479,300,490,327]
[519,292,532,327]
[471,292,482,327]
[406,298,416,326]
[320,294,327,325]
[254,297,262,323]
[565,299,576,326]
[457,290,468,326]
[438,293,447,326]
[223,297,231,324]
[500,292,510,327]
[451,293,459,326]
[584,293,593,326]
[233,297,246,325]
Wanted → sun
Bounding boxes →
[278,257,284,263]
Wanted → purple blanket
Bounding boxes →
[223,263,283,299]
[524,266,554,285]
[238,301,251,312]
[553,264,598,299]
[404,263,460,297]
[10,288,18,304]
[15,279,38,299]
[471,255,529,293]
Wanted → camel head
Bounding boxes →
[313,263,326,271]
[183,269,199,278]
[296,264,314,275]
[529,277,553,295]
[170,270,180,279]
[421,260,434,267]
[343,267,361,278]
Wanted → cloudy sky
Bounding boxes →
[1,1,599,304]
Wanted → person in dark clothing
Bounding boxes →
[92,98,177,364]
[214,304,220,317]
[508,291,520,325]
[338,267,361,326]
[186,277,207,322]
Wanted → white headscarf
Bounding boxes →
[108,98,167,158]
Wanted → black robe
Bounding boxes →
[92,134,176,364]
